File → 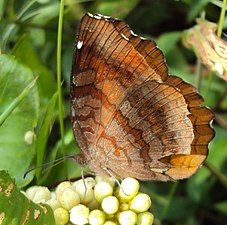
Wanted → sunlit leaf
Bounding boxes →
[0,170,55,224]
[0,55,39,187]
[13,35,56,103]
[93,0,139,18]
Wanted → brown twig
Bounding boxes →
[215,113,227,129]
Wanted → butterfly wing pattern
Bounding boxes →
[70,13,215,181]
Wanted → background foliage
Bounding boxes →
[0,0,227,224]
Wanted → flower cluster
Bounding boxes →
[23,176,154,225]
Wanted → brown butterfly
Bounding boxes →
[70,13,215,181]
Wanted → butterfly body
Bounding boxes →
[70,13,215,181]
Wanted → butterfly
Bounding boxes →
[70,13,215,181]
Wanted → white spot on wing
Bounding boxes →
[97,13,110,19]
[120,34,129,41]
[77,41,83,49]
[140,36,147,40]
[130,30,138,36]
[94,14,102,19]
[87,12,94,17]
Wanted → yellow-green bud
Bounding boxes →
[103,221,118,225]
[118,210,137,225]
[54,207,69,225]
[46,198,61,211]
[58,186,80,210]
[137,212,154,225]
[89,209,106,225]
[56,181,72,199]
[74,178,95,204]
[26,186,51,203]
[95,175,115,188]
[119,178,139,202]
[102,196,119,214]
[129,193,151,213]
[94,182,113,203]
[74,177,96,190]
[70,204,89,225]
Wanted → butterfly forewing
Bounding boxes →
[71,13,215,181]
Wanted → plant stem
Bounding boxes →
[160,182,178,220]
[204,161,227,190]
[57,0,66,154]
[196,59,202,92]
[205,71,214,98]
[217,0,227,37]
[196,11,205,92]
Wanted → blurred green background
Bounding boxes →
[0,0,227,224]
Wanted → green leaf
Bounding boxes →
[0,55,39,187]
[12,35,56,102]
[93,0,139,18]
[156,32,181,55]
[35,92,58,183]
[41,128,82,185]
[0,77,38,127]
[187,0,210,21]
[187,126,227,202]
[214,201,227,215]
[0,0,5,19]
[0,170,55,224]
[31,2,59,25]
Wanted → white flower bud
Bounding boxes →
[54,207,69,225]
[70,204,89,225]
[56,181,72,199]
[95,175,115,188]
[119,178,139,202]
[46,198,61,211]
[73,177,96,189]
[129,193,151,213]
[26,186,51,203]
[88,209,105,225]
[58,186,80,210]
[102,196,119,214]
[94,182,113,203]
[137,212,154,225]
[103,221,118,225]
[74,178,95,204]
[118,210,137,225]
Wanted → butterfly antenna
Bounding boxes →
[23,155,74,178]
[102,167,129,196]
